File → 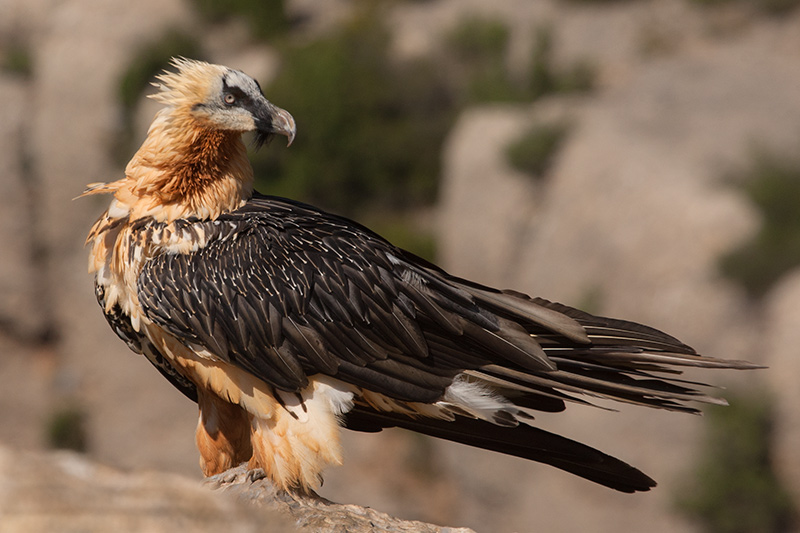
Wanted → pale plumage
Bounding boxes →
[85,58,758,494]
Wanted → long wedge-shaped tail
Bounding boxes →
[344,405,658,492]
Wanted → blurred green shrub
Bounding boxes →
[691,0,800,15]
[361,212,437,263]
[252,7,455,215]
[527,26,594,99]
[448,16,509,61]
[676,392,796,533]
[1,41,33,77]
[719,153,800,298]
[446,20,595,104]
[47,406,88,453]
[189,0,288,39]
[752,0,800,12]
[576,284,605,315]
[506,120,570,179]
[447,16,519,102]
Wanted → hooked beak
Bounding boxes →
[254,100,296,149]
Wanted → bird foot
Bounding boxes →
[246,467,267,483]
[204,463,266,487]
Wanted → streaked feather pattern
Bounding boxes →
[130,193,758,492]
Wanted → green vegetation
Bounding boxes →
[448,16,509,61]
[676,393,796,533]
[576,284,605,315]
[361,213,437,263]
[447,16,518,102]
[405,432,440,481]
[506,121,570,179]
[253,7,455,216]
[46,406,88,453]
[189,0,288,40]
[527,26,594,100]
[691,0,800,15]
[446,20,595,104]
[753,0,800,13]
[719,153,800,299]
[1,41,33,77]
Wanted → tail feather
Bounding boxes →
[345,258,762,492]
[446,288,763,414]
[346,274,764,492]
[343,405,657,493]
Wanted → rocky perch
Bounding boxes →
[210,464,474,533]
[0,444,474,533]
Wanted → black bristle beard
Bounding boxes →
[253,130,274,150]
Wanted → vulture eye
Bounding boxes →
[224,93,236,105]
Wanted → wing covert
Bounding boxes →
[137,194,472,398]
[135,193,752,420]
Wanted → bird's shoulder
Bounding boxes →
[216,193,402,257]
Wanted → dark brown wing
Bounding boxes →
[138,193,754,406]
[138,194,495,398]
[135,193,759,492]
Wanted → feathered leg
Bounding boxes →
[196,391,253,476]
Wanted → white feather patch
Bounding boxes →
[272,376,356,424]
[438,373,518,423]
[107,199,130,219]
[307,376,356,418]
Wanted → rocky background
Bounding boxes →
[1,0,799,532]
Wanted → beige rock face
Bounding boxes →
[0,76,44,340]
[1,445,469,533]
[764,271,800,503]
[0,445,279,533]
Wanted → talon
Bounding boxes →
[246,468,267,483]
[204,463,250,486]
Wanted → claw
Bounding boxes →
[246,467,267,483]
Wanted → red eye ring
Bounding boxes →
[224,93,236,105]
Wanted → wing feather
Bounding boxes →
[129,193,760,494]
[137,193,757,411]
